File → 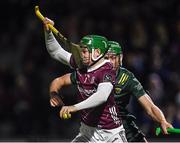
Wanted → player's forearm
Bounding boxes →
[74,82,113,111]
[148,105,167,124]
[44,31,72,65]
[139,95,167,124]
[50,74,72,96]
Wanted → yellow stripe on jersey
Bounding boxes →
[121,74,127,83]
[118,73,125,84]
[118,73,129,85]
[122,75,129,85]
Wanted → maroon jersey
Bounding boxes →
[70,56,122,129]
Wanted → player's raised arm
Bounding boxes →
[49,73,72,107]
[138,93,173,134]
[43,17,72,66]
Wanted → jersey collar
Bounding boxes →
[87,59,110,72]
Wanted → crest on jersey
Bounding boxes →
[115,87,122,94]
[103,74,112,82]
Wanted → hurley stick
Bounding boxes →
[35,6,83,68]
[156,127,180,136]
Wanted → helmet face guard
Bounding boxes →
[80,35,109,62]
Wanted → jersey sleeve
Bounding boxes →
[127,73,146,98]
[45,31,72,66]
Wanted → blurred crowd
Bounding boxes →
[0,0,179,141]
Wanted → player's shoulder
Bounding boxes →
[103,61,113,69]
[119,67,133,76]
[116,67,136,86]
[98,61,114,72]
[95,61,116,83]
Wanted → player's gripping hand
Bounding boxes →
[59,105,78,119]
[43,17,54,32]
[160,120,173,134]
[50,94,64,107]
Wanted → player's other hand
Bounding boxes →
[59,105,78,119]
[50,94,64,107]
[160,120,173,134]
[43,17,54,32]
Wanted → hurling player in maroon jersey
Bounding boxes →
[43,18,127,142]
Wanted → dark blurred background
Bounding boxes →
[0,0,179,142]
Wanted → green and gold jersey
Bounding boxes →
[114,67,146,117]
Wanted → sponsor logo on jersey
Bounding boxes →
[77,86,97,97]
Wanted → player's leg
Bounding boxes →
[122,115,147,142]
[73,123,128,142]
[71,133,89,142]
[104,125,127,142]
[72,122,104,142]
[107,129,127,142]
[71,122,91,142]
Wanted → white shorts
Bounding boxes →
[72,122,127,142]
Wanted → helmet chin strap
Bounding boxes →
[86,49,105,68]
[91,49,103,61]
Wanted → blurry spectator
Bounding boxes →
[129,19,148,50]
[147,73,164,105]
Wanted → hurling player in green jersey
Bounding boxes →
[106,41,173,142]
